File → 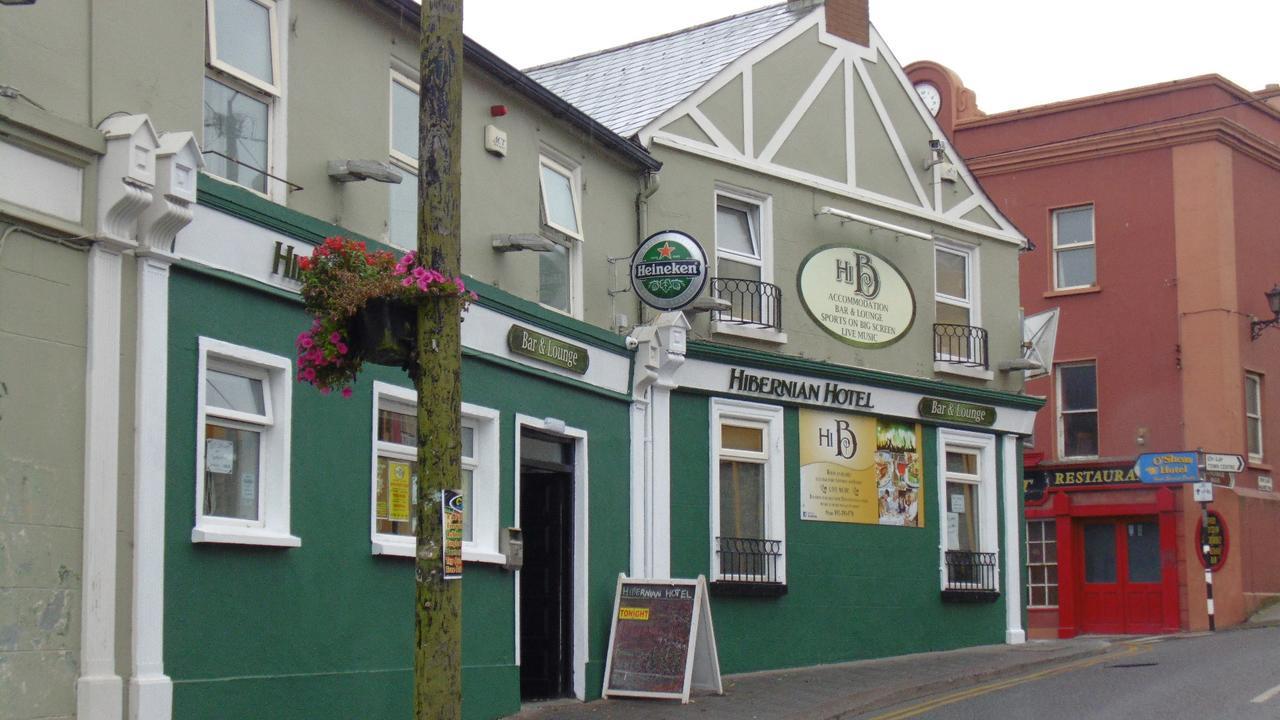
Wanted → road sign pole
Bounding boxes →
[1201,501,1215,632]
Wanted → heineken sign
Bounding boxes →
[917,397,996,427]
[630,230,708,311]
[507,325,589,374]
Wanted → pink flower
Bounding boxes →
[329,332,342,344]
[341,387,353,398]
[401,277,414,287]
[319,386,331,396]
[336,342,348,355]
[298,335,314,349]
[300,367,316,381]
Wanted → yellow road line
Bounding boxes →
[867,644,1145,720]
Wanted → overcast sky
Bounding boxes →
[464,0,1278,114]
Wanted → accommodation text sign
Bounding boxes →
[797,245,916,348]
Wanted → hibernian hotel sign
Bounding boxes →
[797,246,915,348]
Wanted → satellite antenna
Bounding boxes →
[1019,308,1059,379]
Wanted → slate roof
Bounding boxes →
[526,2,815,137]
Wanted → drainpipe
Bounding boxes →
[129,131,200,720]
[634,171,660,325]
[80,114,159,720]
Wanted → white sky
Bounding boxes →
[464,0,1278,114]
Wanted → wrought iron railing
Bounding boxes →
[710,278,783,330]
[933,323,989,369]
[944,550,998,592]
[716,536,783,583]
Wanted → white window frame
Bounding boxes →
[1025,518,1058,608]
[1056,361,1099,459]
[206,0,282,96]
[1052,204,1096,290]
[934,240,979,328]
[936,428,998,590]
[203,0,289,202]
[712,185,784,342]
[536,149,584,318]
[193,337,298,547]
[709,398,786,584]
[387,69,420,248]
[1246,372,1264,462]
[369,382,502,562]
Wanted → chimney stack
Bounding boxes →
[825,0,869,47]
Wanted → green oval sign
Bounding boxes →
[630,230,708,311]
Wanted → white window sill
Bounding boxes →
[711,321,787,345]
[192,526,301,547]
[371,538,506,565]
[933,361,994,381]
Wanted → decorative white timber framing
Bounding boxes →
[637,7,1023,247]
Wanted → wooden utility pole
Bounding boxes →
[415,1,463,718]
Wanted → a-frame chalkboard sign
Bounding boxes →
[601,574,722,703]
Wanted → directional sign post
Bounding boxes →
[1202,453,1245,474]
[1134,452,1200,484]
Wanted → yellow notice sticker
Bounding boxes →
[618,607,650,621]
[388,461,412,522]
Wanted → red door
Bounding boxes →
[1079,518,1164,634]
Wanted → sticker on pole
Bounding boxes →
[630,230,708,311]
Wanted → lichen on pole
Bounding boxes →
[414,1,464,718]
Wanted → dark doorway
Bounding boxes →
[519,429,575,701]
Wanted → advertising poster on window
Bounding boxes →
[799,409,924,527]
[443,488,464,579]
[387,460,413,523]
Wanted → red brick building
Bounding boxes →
[908,65,1280,637]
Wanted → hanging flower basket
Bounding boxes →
[294,237,475,396]
[348,296,417,369]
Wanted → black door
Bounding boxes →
[519,431,575,700]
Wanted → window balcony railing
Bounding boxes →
[933,323,989,369]
[710,278,783,331]
[712,536,785,596]
[942,550,999,602]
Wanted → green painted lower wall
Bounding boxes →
[669,392,1008,673]
[163,268,630,719]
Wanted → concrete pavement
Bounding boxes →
[506,638,1113,720]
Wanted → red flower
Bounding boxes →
[298,256,312,271]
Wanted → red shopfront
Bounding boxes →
[1024,461,1182,638]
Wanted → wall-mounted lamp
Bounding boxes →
[1250,285,1280,340]
[491,233,555,252]
[327,159,403,183]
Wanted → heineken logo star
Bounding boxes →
[658,242,674,258]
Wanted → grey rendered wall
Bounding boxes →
[0,228,88,720]
[645,148,1025,394]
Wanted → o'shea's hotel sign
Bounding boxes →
[797,246,916,348]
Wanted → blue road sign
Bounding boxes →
[1135,452,1201,484]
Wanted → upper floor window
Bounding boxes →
[203,0,284,197]
[194,337,297,547]
[713,186,779,330]
[934,244,975,328]
[1052,205,1095,290]
[1246,373,1263,461]
[1058,362,1098,458]
[388,70,420,249]
[537,152,583,316]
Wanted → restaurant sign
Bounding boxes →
[917,397,996,427]
[1024,465,1142,502]
[797,245,915,348]
[507,324,589,374]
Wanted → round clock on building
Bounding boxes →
[914,82,941,116]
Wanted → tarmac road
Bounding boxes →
[859,626,1280,720]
